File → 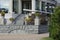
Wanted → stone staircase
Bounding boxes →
[13,14,25,25]
[16,15,24,25]
[0,26,10,33]
[0,13,48,34]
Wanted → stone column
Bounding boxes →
[39,1,42,11]
[32,0,36,13]
[18,0,22,14]
[9,0,13,14]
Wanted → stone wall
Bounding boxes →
[0,25,48,34]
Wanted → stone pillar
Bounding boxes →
[18,0,22,14]
[39,1,42,11]
[32,0,36,13]
[9,0,13,14]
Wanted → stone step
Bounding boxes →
[10,30,28,34]
[15,14,25,25]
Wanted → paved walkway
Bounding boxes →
[0,33,49,40]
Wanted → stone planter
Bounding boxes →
[34,16,40,25]
[0,16,5,25]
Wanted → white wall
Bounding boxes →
[56,0,60,3]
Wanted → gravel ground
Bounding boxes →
[0,33,49,40]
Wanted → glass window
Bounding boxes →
[41,1,45,11]
[50,4,55,13]
[46,3,55,13]
[13,0,18,13]
[46,3,50,12]
[35,0,39,10]
[0,0,9,13]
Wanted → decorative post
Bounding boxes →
[34,16,40,25]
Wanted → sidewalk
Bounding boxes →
[0,33,49,40]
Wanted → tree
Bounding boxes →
[49,6,60,40]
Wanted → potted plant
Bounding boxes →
[9,18,15,23]
[25,16,32,25]
[25,16,32,22]
[35,12,40,17]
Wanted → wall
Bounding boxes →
[0,25,48,34]
[56,0,60,3]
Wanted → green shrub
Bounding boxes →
[49,6,60,40]
[0,10,5,17]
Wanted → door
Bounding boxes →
[22,1,31,14]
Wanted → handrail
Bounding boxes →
[23,9,50,14]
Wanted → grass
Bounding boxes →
[41,37,54,40]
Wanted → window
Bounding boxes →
[41,1,45,11]
[51,0,55,1]
[35,0,39,10]
[13,0,18,13]
[46,3,50,12]
[50,4,55,13]
[46,3,55,13]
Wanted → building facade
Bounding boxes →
[0,0,57,25]
[0,0,59,34]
